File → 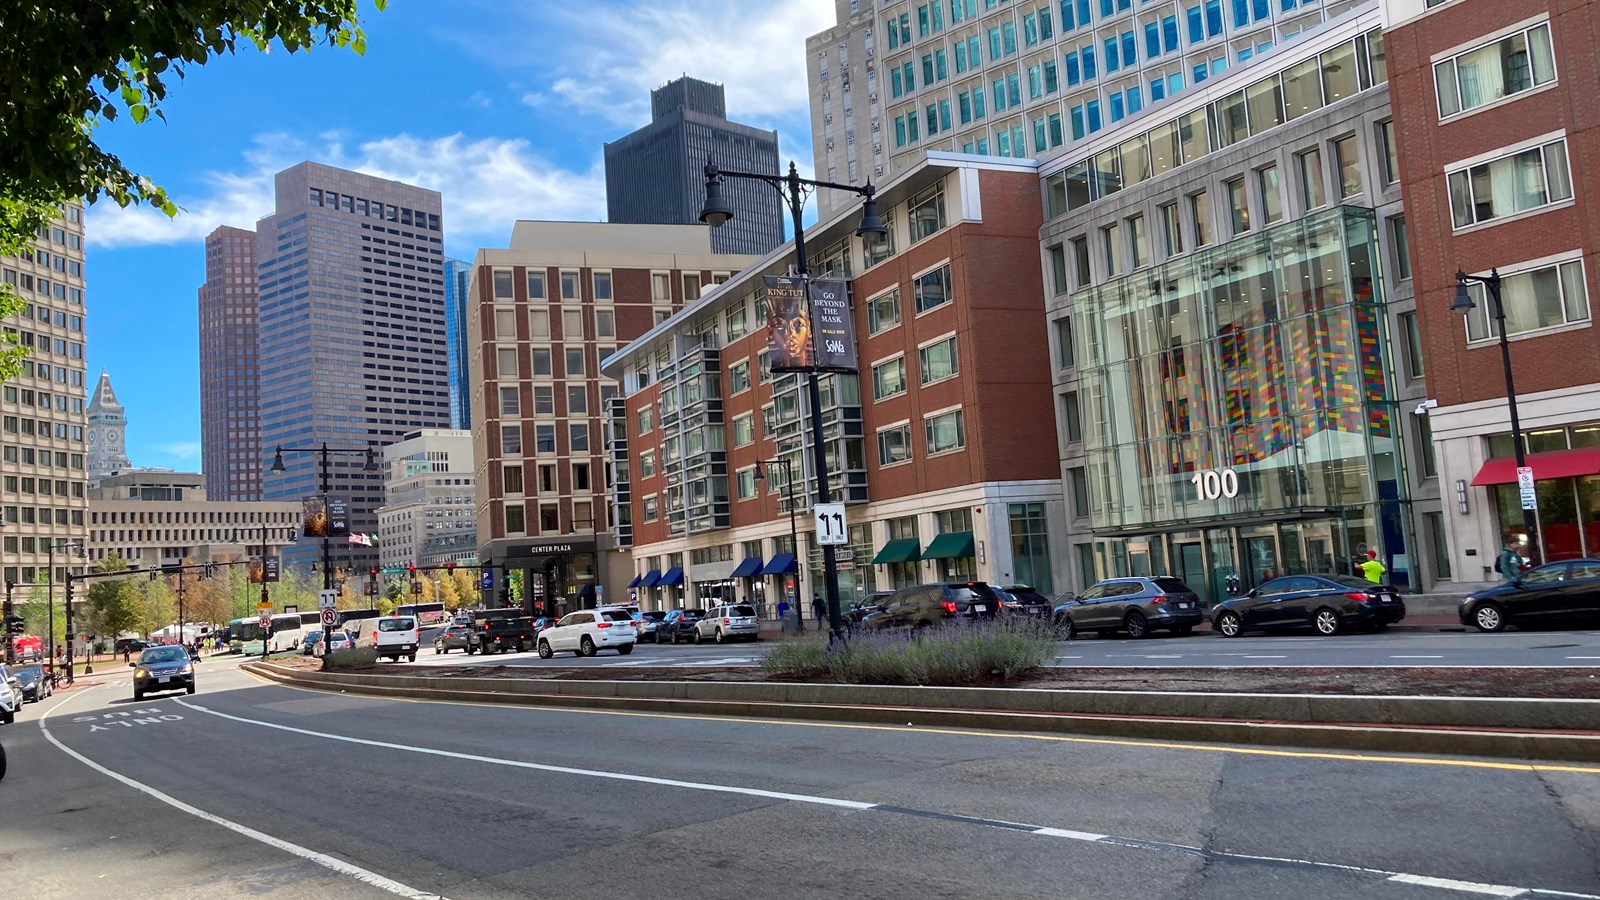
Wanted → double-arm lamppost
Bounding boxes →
[753,457,805,629]
[701,159,885,640]
[47,539,84,680]
[270,443,379,590]
[1452,268,1538,563]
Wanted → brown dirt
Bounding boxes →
[263,659,1600,699]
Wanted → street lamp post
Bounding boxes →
[270,443,379,591]
[754,458,805,630]
[700,160,885,641]
[1453,268,1538,562]
[47,539,84,681]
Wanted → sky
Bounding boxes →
[86,0,833,470]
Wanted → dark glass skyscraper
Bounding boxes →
[604,76,784,256]
[444,258,472,430]
[199,225,261,500]
[255,162,449,575]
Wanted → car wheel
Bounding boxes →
[618,643,634,655]
[435,645,444,655]
[715,628,725,644]
[690,630,700,645]
[465,643,476,655]
[1125,611,1150,639]
[1473,602,1507,633]
[1055,614,1075,641]
[538,640,553,659]
[133,690,143,703]
[671,633,680,645]
[1216,611,1243,638]
[1313,607,1341,636]
[407,652,417,662]
[186,684,196,695]
[580,636,598,657]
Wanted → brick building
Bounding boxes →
[602,155,1067,614]
[1384,0,1600,582]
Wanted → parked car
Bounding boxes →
[114,638,151,655]
[372,616,420,662]
[845,591,896,627]
[469,608,537,655]
[1213,574,1406,637]
[637,610,668,643]
[531,617,555,635]
[857,582,1007,633]
[13,664,51,703]
[322,631,355,654]
[433,624,475,654]
[1460,558,1600,632]
[0,675,15,725]
[1054,577,1204,639]
[999,585,1053,618]
[131,645,196,701]
[693,604,761,644]
[536,609,637,657]
[657,609,706,645]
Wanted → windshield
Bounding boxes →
[1324,575,1374,589]
[601,610,633,622]
[730,605,756,617]
[378,618,417,632]
[140,647,189,664]
[14,667,38,683]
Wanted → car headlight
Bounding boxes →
[179,665,192,675]
[135,668,147,678]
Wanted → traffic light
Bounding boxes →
[444,562,455,571]
[369,567,378,578]
[4,615,23,635]
[407,564,416,576]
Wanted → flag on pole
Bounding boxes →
[347,533,373,547]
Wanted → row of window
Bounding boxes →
[500,461,594,496]
[502,499,601,536]
[499,422,592,456]
[1,505,84,527]
[307,188,440,232]
[0,446,83,471]
[875,409,969,468]
[492,269,613,303]
[2,268,85,306]
[870,336,961,400]
[489,306,618,340]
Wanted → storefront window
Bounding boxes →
[1008,503,1052,592]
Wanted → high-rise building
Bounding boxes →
[198,224,261,500]
[604,76,785,256]
[444,258,473,430]
[85,370,131,479]
[0,202,90,586]
[470,221,759,615]
[804,0,1353,217]
[376,429,475,569]
[256,162,449,576]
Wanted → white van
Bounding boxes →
[372,616,419,662]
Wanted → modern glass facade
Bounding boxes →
[444,258,472,431]
[1073,206,1411,602]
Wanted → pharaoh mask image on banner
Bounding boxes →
[764,275,813,372]
[302,495,329,538]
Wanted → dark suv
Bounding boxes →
[858,582,1006,632]
[1054,577,1204,639]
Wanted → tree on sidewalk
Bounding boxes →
[85,555,141,644]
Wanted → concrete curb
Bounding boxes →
[246,663,1600,762]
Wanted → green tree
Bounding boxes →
[0,1,385,380]
[21,574,62,647]
[85,555,142,642]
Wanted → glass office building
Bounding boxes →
[1073,206,1409,603]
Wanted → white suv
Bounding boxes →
[0,674,15,725]
[694,604,761,643]
[372,616,419,662]
[537,609,636,658]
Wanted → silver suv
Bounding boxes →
[694,604,761,643]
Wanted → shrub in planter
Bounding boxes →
[321,647,378,670]
[763,617,1054,685]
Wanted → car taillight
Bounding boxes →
[722,618,731,626]
[1345,592,1371,603]
[597,622,612,628]
[940,601,958,615]
[1151,595,1167,604]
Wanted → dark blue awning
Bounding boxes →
[638,569,662,588]
[659,567,685,586]
[627,574,644,588]
[731,556,764,578]
[760,554,797,575]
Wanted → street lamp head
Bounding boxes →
[854,187,888,237]
[270,446,286,473]
[753,460,766,482]
[699,159,734,228]
[363,447,378,472]
[1450,269,1476,314]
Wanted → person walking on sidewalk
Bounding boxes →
[812,594,826,631]
[1497,540,1524,582]
[1358,549,1386,585]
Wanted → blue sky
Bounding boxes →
[88,0,831,470]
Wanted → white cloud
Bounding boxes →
[89,131,607,250]
[156,441,202,460]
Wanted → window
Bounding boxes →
[1399,312,1424,379]
[567,385,587,414]
[529,308,550,338]
[736,468,757,500]
[1054,317,1075,369]
[496,348,518,378]
[878,423,913,466]
[500,425,522,455]
[728,360,751,394]
[1448,139,1572,229]
[732,414,754,447]
[1298,148,1327,209]
[919,336,958,384]
[651,273,671,302]
[535,424,557,454]
[872,356,907,400]
[565,348,585,377]
[925,409,966,455]
[913,264,951,314]
[1463,258,1589,342]
[1414,411,1438,478]
[531,348,552,376]
[908,184,946,241]
[1069,467,1090,518]
[1101,223,1121,276]
[558,270,579,300]
[1188,190,1211,247]
[640,450,656,478]
[1049,245,1068,294]
[868,288,902,334]
[1159,203,1183,257]
[499,386,520,415]
[493,269,514,298]
[1225,177,1249,235]
[1127,215,1149,269]
[596,309,615,338]
[505,503,526,534]
[1333,135,1362,198]
[1257,165,1283,224]
[1377,120,1399,185]
[534,385,555,414]
[1434,23,1556,119]
[1071,236,1091,286]
[1390,215,1411,281]
[638,406,654,434]
[562,309,583,340]
[1062,391,1082,442]
[643,495,659,522]
[593,272,613,300]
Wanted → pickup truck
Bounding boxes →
[470,607,536,655]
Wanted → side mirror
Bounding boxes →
[1247,588,1260,598]
[127,661,136,668]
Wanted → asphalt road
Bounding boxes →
[3,660,1599,899]
[393,629,1600,669]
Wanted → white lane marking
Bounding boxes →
[1391,656,1445,660]
[174,697,873,811]
[1054,656,1082,659]
[1566,657,1600,660]
[39,691,446,900]
[1243,655,1286,659]
[1033,826,1110,841]
[1386,873,1525,897]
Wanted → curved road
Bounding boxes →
[0,659,1598,898]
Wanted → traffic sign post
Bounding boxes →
[813,502,847,546]
[320,607,337,629]
[1517,466,1537,511]
[318,589,339,611]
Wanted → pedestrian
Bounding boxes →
[811,593,826,630]
[1496,539,1523,582]
[1358,549,1386,585]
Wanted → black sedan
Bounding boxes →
[131,645,196,701]
[1213,574,1406,637]
[13,664,52,702]
[1460,558,1600,632]
[656,609,705,645]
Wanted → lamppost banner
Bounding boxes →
[249,557,280,584]
[302,495,329,538]
[808,279,857,372]
[327,496,350,537]
[764,276,813,373]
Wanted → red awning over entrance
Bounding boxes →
[1470,448,1600,486]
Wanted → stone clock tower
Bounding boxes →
[87,370,132,479]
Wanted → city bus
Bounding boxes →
[336,608,381,629]
[393,602,447,626]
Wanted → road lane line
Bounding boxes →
[39,689,448,900]
[172,693,1600,900]
[1386,873,1525,896]
[1392,656,1446,660]
[1243,655,1286,659]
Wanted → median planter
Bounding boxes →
[763,619,1056,685]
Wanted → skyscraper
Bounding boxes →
[444,257,472,430]
[255,162,449,575]
[85,371,131,479]
[604,76,784,256]
[198,224,261,500]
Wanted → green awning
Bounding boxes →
[922,531,976,560]
[872,538,923,565]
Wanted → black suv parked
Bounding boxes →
[469,607,536,654]
[858,582,1006,632]
[1053,577,1204,639]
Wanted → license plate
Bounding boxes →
[1178,602,1192,609]
[155,676,169,684]
[974,605,987,612]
